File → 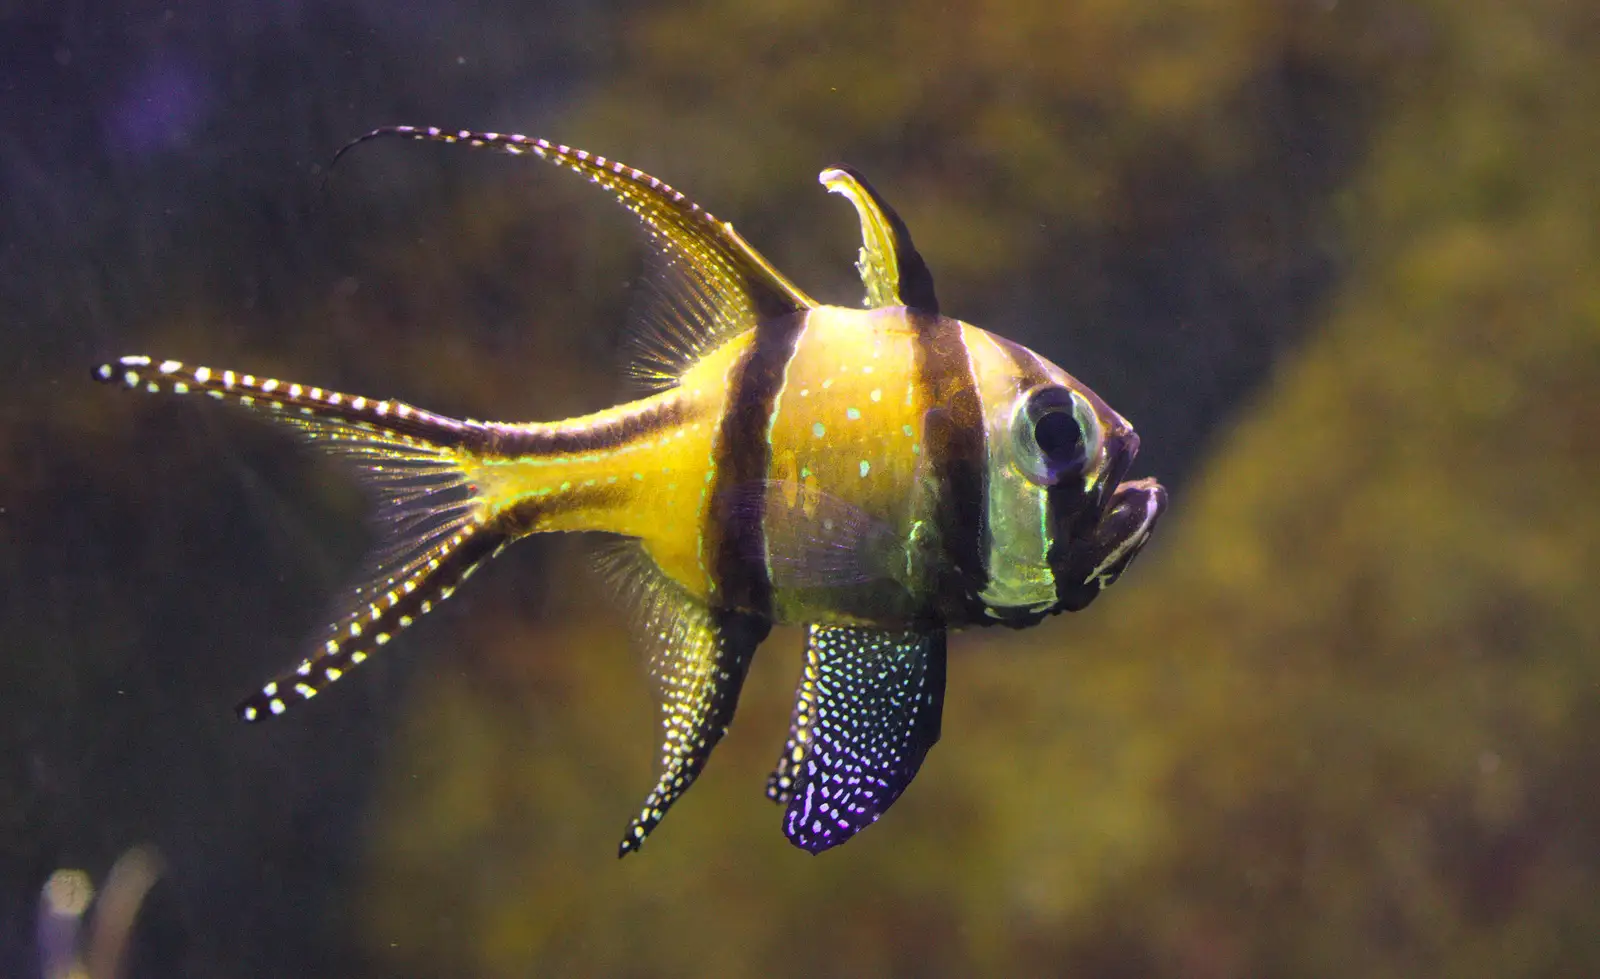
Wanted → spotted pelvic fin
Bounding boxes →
[598,543,769,856]
[92,355,507,720]
[767,625,947,854]
[820,165,939,315]
[331,126,818,388]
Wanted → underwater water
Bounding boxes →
[3,0,1597,976]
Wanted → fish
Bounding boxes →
[93,126,1168,856]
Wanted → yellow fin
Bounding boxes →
[595,542,768,855]
[820,165,940,314]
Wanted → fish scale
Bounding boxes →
[93,126,1166,855]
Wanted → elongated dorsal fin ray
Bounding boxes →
[332,126,817,385]
[595,542,769,856]
[94,355,508,719]
[767,626,947,854]
[820,165,939,315]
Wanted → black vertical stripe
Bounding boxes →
[990,336,1128,611]
[706,313,809,616]
[990,338,1094,611]
[911,311,989,620]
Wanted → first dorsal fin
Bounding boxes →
[331,127,817,386]
[820,165,939,315]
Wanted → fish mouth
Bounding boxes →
[1036,424,1147,613]
[1095,429,1140,514]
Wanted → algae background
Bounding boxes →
[1,0,1594,976]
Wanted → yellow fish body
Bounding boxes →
[95,128,1167,855]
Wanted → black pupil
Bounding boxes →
[1033,410,1085,469]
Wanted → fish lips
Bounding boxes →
[1045,429,1160,613]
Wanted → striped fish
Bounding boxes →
[94,127,1167,856]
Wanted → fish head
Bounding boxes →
[973,339,1167,625]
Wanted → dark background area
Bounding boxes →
[1,0,1595,976]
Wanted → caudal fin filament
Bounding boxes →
[236,530,506,720]
[96,353,509,721]
[92,355,491,447]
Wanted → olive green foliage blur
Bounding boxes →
[19,0,1595,975]
[339,1,1600,977]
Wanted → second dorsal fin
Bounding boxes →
[820,165,939,315]
[330,126,819,387]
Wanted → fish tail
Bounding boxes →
[92,355,488,444]
[234,529,507,720]
[93,354,508,719]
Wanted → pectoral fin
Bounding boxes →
[726,479,907,590]
[820,165,939,314]
[767,625,947,853]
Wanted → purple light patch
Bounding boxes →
[780,627,947,854]
[103,58,212,158]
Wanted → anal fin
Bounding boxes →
[768,625,947,854]
[601,545,769,856]
[620,604,768,856]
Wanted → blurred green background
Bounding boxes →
[2,0,1596,975]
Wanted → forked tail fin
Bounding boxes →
[93,355,507,720]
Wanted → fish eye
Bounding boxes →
[1013,386,1102,485]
